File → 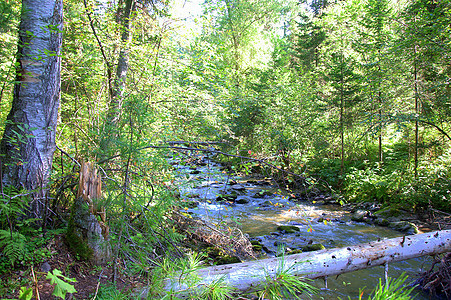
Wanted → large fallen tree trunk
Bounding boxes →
[165,230,451,294]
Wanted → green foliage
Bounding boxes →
[94,284,129,300]
[0,230,26,266]
[341,145,451,211]
[18,286,33,300]
[2,0,451,298]
[199,276,235,300]
[0,187,29,229]
[356,273,416,300]
[0,0,20,121]
[344,165,396,203]
[292,10,325,71]
[0,227,62,274]
[398,151,451,211]
[0,188,57,269]
[256,252,317,300]
[45,269,77,299]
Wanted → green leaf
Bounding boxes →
[19,287,33,300]
[46,269,77,299]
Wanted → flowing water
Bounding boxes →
[173,155,434,299]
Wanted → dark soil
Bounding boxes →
[1,234,140,300]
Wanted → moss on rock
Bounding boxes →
[276,225,300,233]
[302,243,326,252]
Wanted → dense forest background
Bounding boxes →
[0,0,450,298]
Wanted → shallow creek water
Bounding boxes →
[173,156,434,299]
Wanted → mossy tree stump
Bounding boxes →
[66,161,111,265]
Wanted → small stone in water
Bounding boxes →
[236,198,250,204]
[277,225,300,233]
[231,184,246,191]
[302,243,326,252]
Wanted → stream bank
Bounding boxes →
[171,151,441,299]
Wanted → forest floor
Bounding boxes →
[2,234,142,300]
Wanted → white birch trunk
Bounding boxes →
[0,0,63,218]
[165,230,451,293]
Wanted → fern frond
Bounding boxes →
[0,229,26,265]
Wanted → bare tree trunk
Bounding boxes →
[414,43,419,179]
[0,0,63,220]
[165,230,451,294]
[340,52,345,177]
[100,0,135,156]
[107,0,135,126]
[378,50,383,164]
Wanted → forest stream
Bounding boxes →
[171,153,435,299]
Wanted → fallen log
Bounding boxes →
[165,230,451,294]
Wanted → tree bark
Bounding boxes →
[107,0,135,126]
[165,230,451,294]
[0,0,63,219]
[414,41,419,179]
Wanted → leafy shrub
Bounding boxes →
[343,166,398,203]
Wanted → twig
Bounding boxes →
[82,0,114,98]
[56,145,81,167]
[430,208,451,217]
[130,181,154,223]
[31,265,41,300]
[91,269,104,300]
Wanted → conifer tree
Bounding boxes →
[354,0,391,164]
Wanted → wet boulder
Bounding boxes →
[250,240,263,252]
[216,191,238,202]
[236,198,250,204]
[276,225,300,234]
[351,210,369,222]
[261,200,273,207]
[302,243,326,252]
[388,221,419,234]
[374,217,390,226]
[374,206,408,222]
[253,190,273,198]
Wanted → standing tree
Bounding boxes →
[292,10,325,72]
[0,0,63,220]
[91,0,168,157]
[325,51,360,177]
[355,0,391,164]
[321,1,361,179]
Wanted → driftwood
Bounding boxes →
[416,252,451,298]
[165,230,451,294]
[171,212,255,261]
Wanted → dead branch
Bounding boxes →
[170,212,255,261]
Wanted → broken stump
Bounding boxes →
[66,161,111,265]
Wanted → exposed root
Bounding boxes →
[416,252,451,299]
[171,212,256,261]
